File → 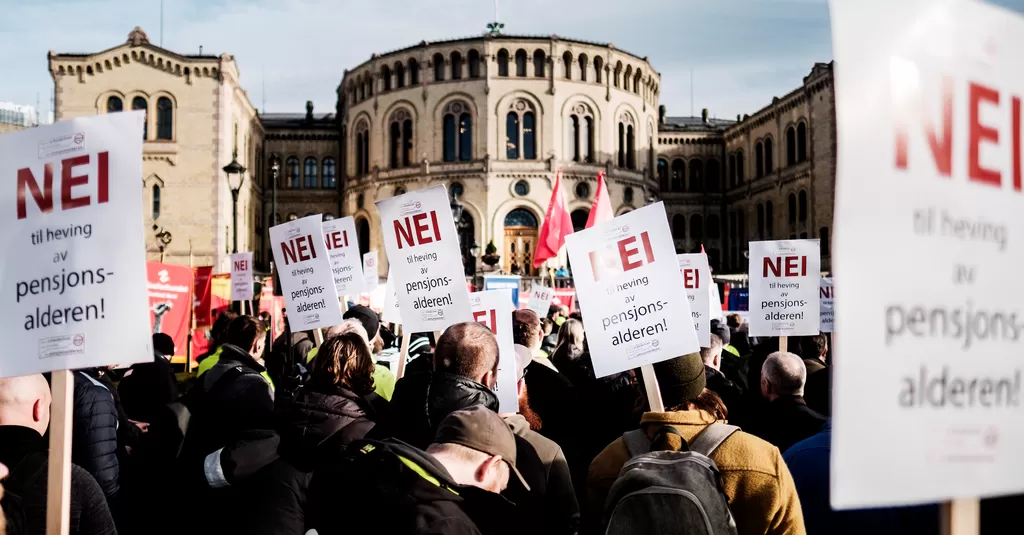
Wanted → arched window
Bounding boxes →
[408,58,420,85]
[366,75,373,97]
[755,142,764,178]
[624,65,632,90]
[506,112,520,160]
[395,61,406,88]
[442,101,472,162]
[107,96,123,113]
[563,52,573,80]
[657,159,669,190]
[304,157,318,188]
[443,115,456,162]
[433,53,445,82]
[459,113,472,161]
[626,125,636,170]
[578,54,588,82]
[497,49,509,77]
[633,69,642,94]
[355,133,364,176]
[403,119,414,166]
[523,112,536,160]
[707,214,721,239]
[515,49,527,77]
[689,159,704,192]
[504,208,539,228]
[788,193,797,224]
[152,185,161,220]
[533,49,546,77]
[728,154,737,186]
[617,123,625,167]
[614,61,622,88]
[671,159,685,192]
[672,214,686,238]
[356,218,371,256]
[786,126,796,166]
[357,77,365,100]
[799,190,808,222]
[390,122,401,168]
[381,64,392,90]
[286,156,300,188]
[451,51,463,80]
[736,150,745,183]
[594,56,604,83]
[567,103,595,163]
[505,100,536,160]
[691,214,704,242]
[389,109,414,168]
[766,201,774,238]
[764,137,774,174]
[322,158,336,189]
[354,121,369,176]
[468,50,481,78]
[132,96,148,140]
[797,122,808,162]
[156,97,173,140]
[756,203,765,239]
[706,159,720,193]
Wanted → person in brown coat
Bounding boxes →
[587,352,806,535]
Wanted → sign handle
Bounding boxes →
[46,369,74,535]
[433,331,442,344]
[941,498,979,535]
[341,297,349,313]
[779,335,788,354]
[396,331,412,380]
[313,328,325,346]
[640,364,665,412]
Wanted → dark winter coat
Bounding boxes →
[0,425,117,535]
[749,395,827,453]
[705,365,751,429]
[276,384,387,468]
[804,365,831,417]
[118,352,178,424]
[72,371,120,499]
[504,414,580,535]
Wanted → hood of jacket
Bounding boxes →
[390,372,499,449]
[279,385,373,458]
[218,343,268,373]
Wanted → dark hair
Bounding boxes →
[512,309,541,347]
[152,333,175,356]
[310,332,375,395]
[552,336,594,388]
[211,311,239,345]
[667,388,728,420]
[796,334,827,360]
[223,315,266,351]
[568,311,583,322]
[434,322,499,380]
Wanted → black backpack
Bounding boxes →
[604,423,740,535]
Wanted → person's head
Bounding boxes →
[310,331,376,396]
[342,305,380,342]
[434,322,499,388]
[726,314,741,330]
[211,310,239,345]
[761,351,807,400]
[700,334,724,370]
[653,352,707,409]
[223,315,268,362]
[325,319,370,347]
[710,319,731,346]
[797,334,828,363]
[0,374,51,436]
[426,406,529,494]
[512,309,542,350]
[540,317,554,336]
[152,332,175,357]
[555,318,585,352]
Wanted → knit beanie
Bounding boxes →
[652,352,707,407]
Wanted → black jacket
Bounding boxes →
[0,426,117,535]
[276,384,387,468]
[750,395,827,453]
[118,352,178,424]
[308,438,516,535]
[390,372,501,450]
[705,365,751,429]
[72,371,120,499]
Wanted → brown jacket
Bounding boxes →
[587,410,805,535]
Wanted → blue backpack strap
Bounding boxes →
[688,423,740,457]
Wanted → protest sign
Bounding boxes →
[0,112,151,378]
[146,263,193,359]
[565,202,700,378]
[322,217,365,297]
[747,240,820,337]
[269,214,342,331]
[382,270,402,325]
[376,185,472,332]
[363,251,379,293]
[230,252,253,301]
[829,0,1024,510]
[678,253,712,347]
[470,289,518,413]
[526,284,554,317]
[709,280,724,322]
[484,275,522,307]
[819,278,834,333]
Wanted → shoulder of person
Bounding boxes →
[710,429,786,477]
[587,436,630,485]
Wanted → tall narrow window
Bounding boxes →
[497,49,509,77]
[403,119,414,167]
[132,97,148,140]
[395,61,405,88]
[706,159,720,193]
[304,158,318,188]
[728,154,737,186]
[755,142,764,178]
[563,52,572,80]
[672,215,686,238]
[156,97,173,140]
[366,75,373,97]
[617,123,625,167]
[443,115,456,162]
[468,50,480,78]
[578,54,588,82]
[443,101,471,162]
[691,214,704,242]
[786,126,796,166]
[152,185,161,220]
[584,117,594,163]
[765,137,774,174]
[389,109,413,168]
[736,150,745,183]
[788,194,797,224]
[594,56,604,83]
[506,112,520,159]
[533,49,545,77]
[626,125,635,170]
[287,156,300,188]
[409,59,419,85]
[382,64,392,90]
[107,96,122,113]
[799,190,808,222]
[567,103,595,164]
[515,49,527,77]
[433,53,445,82]
[689,159,703,192]
[451,51,463,80]
[322,158,336,188]
[797,122,808,162]
[390,122,401,168]
[658,159,669,191]
[568,116,580,162]
[523,112,536,160]
[671,159,685,192]
[355,134,364,176]
[459,113,472,161]
[354,121,369,176]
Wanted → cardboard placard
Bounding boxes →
[484,275,522,307]
[146,262,194,359]
[376,185,472,332]
[678,253,712,348]
[565,202,700,378]
[269,214,343,331]
[819,277,834,333]
[230,252,253,301]
[362,251,379,294]
[0,112,151,378]
[747,240,821,337]
[470,289,518,413]
[382,269,402,325]
[322,216,366,296]
[526,284,554,317]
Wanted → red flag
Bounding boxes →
[534,170,574,269]
[585,172,614,229]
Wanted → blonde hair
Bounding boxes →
[310,332,376,396]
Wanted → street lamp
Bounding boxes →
[450,191,465,224]
[223,151,247,254]
[153,225,172,262]
[470,242,480,258]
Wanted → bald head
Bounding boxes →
[0,374,51,435]
[434,322,499,386]
[761,352,807,400]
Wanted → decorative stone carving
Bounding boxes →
[127,27,149,46]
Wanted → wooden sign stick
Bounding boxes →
[941,498,980,535]
[396,331,412,380]
[779,335,788,354]
[313,328,325,346]
[46,370,74,535]
[340,297,349,313]
[640,364,665,412]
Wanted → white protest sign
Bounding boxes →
[819,277,833,333]
[269,215,343,331]
[230,252,253,301]
[470,289,518,413]
[322,217,365,296]
[678,253,711,347]
[748,240,820,337]
[382,269,402,325]
[0,112,152,378]
[709,280,724,321]
[527,284,554,317]
[565,202,700,378]
[362,251,379,293]
[830,0,1024,508]
[376,185,472,332]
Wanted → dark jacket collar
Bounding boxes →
[771,394,809,408]
[0,425,46,469]
[391,372,499,449]
[219,343,267,373]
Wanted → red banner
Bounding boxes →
[193,266,214,327]
[147,263,194,359]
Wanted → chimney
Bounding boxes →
[306,100,314,121]
[701,108,709,123]
[658,105,666,125]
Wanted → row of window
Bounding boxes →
[671,213,721,241]
[107,95,173,140]
[281,157,337,189]
[656,158,723,193]
[726,122,809,186]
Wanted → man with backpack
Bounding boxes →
[0,374,116,535]
[587,352,805,535]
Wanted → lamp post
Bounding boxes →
[450,192,472,276]
[223,152,247,255]
[153,225,172,262]
[268,155,280,267]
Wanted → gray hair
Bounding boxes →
[762,351,807,397]
[700,334,724,366]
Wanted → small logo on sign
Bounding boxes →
[72,334,85,346]
[158,269,170,283]
[74,133,85,144]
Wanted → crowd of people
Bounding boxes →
[0,301,1018,534]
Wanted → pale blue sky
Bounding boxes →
[1,0,1022,121]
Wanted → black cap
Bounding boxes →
[343,305,380,339]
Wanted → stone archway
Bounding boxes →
[503,208,539,276]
